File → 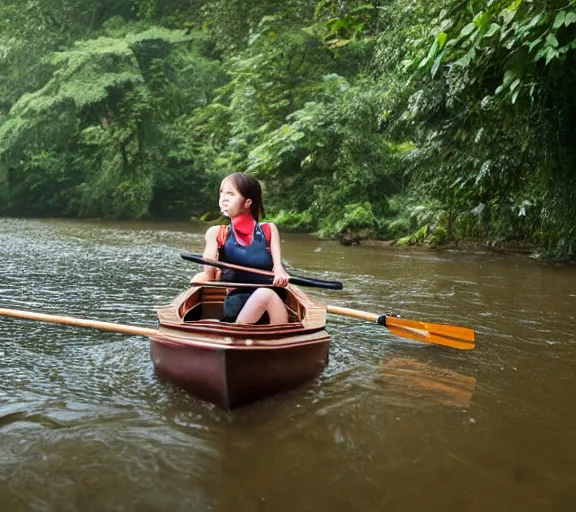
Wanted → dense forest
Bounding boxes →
[1,0,575,258]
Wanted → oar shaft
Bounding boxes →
[181,253,344,290]
[197,256,273,277]
[326,305,379,323]
[0,308,157,338]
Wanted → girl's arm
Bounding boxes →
[190,225,220,283]
[268,223,289,287]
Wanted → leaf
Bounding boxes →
[495,71,515,95]
[535,47,547,61]
[431,51,445,78]
[528,36,543,52]
[314,0,331,19]
[553,11,566,29]
[565,12,576,26]
[328,38,351,48]
[502,70,516,85]
[484,23,500,38]
[525,13,543,30]
[500,8,517,25]
[326,18,348,32]
[454,48,475,68]
[401,59,413,70]
[546,33,559,48]
[545,47,559,65]
[511,88,519,105]
[352,4,375,12]
[460,23,476,37]
[436,32,447,49]
[450,177,463,188]
[474,11,490,30]
[427,39,439,59]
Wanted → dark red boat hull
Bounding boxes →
[150,336,330,409]
[151,283,330,408]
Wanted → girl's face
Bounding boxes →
[219,179,252,218]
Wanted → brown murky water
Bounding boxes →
[1,218,576,511]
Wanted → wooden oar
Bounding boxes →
[326,305,475,350]
[182,253,343,290]
[0,308,156,337]
[185,257,476,350]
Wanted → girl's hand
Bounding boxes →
[190,271,211,284]
[273,266,290,287]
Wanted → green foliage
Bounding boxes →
[266,209,315,232]
[318,201,378,238]
[373,0,576,259]
[397,224,429,247]
[314,0,379,46]
[1,0,576,259]
[0,22,224,219]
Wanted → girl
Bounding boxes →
[191,172,290,324]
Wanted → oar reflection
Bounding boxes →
[377,357,477,408]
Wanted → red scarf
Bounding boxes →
[231,213,256,246]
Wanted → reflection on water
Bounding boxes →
[2,218,576,511]
[378,357,477,408]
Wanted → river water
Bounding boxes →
[1,218,575,511]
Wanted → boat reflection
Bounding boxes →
[377,357,477,408]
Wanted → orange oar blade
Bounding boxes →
[385,316,475,345]
[387,324,475,350]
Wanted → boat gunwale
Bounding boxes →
[151,330,330,350]
[158,320,320,339]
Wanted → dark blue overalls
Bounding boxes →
[218,223,283,323]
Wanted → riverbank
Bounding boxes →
[362,238,544,260]
[3,214,562,261]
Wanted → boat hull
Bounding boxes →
[150,335,329,409]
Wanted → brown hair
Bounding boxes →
[221,172,265,220]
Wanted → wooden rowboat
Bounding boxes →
[150,282,330,409]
